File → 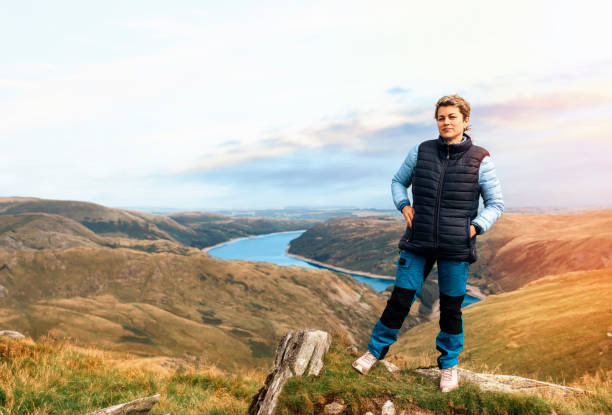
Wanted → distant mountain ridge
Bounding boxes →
[0,197,316,250]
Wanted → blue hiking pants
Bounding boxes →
[367,249,468,369]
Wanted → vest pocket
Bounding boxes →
[466,218,473,246]
[408,223,415,242]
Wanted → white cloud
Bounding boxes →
[1,0,611,208]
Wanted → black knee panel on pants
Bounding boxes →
[439,292,465,334]
[380,286,416,329]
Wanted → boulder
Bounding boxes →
[0,330,25,339]
[84,394,161,415]
[248,329,332,415]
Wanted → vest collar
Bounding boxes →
[437,132,472,154]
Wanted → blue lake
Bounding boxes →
[207,230,480,306]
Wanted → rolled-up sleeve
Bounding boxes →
[472,155,504,233]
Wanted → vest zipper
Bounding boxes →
[434,145,450,249]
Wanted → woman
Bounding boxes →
[352,94,504,393]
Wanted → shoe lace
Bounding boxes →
[363,352,377,366]
[441,367,454,382]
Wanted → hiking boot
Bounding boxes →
[352,350,378,375]
[439,364,459,392]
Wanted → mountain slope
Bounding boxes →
[471,210,612,291]
[392,268,612,384]
[288,210,612,293]
[0,247,385,372]
[169,211,318,247]
[0,212,108,250]
[0,197,317,249]
[0,197,191,242]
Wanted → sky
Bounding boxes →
[2,0,612,211]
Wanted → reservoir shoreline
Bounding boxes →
[202,229,309,253]
[206,229,485,300]
[285,247,486,300]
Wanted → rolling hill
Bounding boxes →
[0,212,108,250]
[0,247,385,372]
[0,197,317,249]
[288,210,612,293]
[392,267,612,384]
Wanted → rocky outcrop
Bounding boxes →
[0,330,25,339]
[415,367,589,398]
[250,329,589,415]
[248,329,332,415]
[84,394,161,415]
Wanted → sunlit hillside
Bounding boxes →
[393,268,612,385]
[471,210,612,291]
[288,210,612,293]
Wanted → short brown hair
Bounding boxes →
[435,94,471,131]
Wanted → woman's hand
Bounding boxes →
[401,205,415,228]
[470,225,477,238]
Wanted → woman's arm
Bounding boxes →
[391,144,419,211]
[472,155,504,234]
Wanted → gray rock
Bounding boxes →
[324,401,346,414]
[415,367,589,398]
[346,344,359,354]
[380,360,400,373]
[249,329,332,415]
[381,400,395,415]
[0,284,7,298]
[84,393,160,415]
[0,330,25,339]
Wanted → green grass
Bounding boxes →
[1,333,610,414]
[276,339,612,415]
[0,336,264,415]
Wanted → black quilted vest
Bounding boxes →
[398,133,489,263]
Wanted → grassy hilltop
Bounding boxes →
[1,333,609,415]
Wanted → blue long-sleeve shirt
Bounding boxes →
[391,138,504,234]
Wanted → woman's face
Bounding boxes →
[437,105,469,142]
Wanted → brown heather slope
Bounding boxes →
[0,212,108,250]
[0,247,385,373]
[392,268,612,385]
[471,210,612,291]
[0,212,203,255]
[0,197,193,242]
[288,210,612,293]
